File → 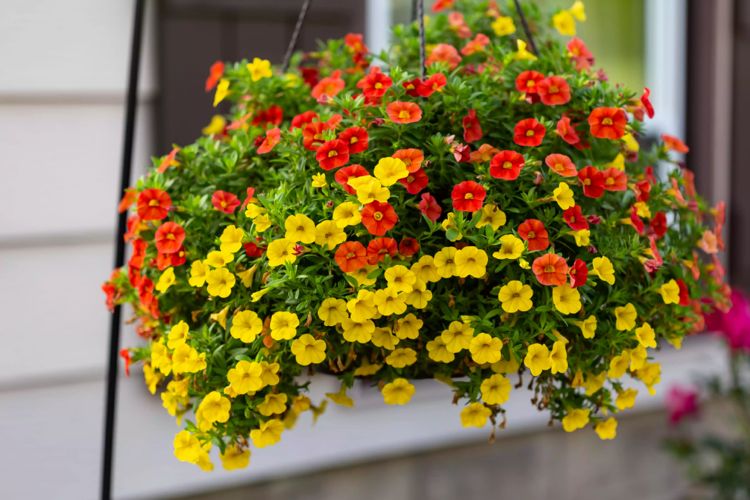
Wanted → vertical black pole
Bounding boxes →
[513,0,538,55]
[101,0,146,498]
[416,0,426,79]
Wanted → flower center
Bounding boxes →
[503,161,513,169]
[149,199,160,207]
[526,130,535,137]
[465,193,474,200]
[399,110,411,119]
[328,150,338,158]
[527,231,536,239]
[584,179,591,185]
[544,265,555,273]
[602,117,613,126]
[373,211,383,221]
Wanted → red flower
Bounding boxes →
[432,0,455,12]
[515,70,544,94]
[241,187,257,209]
[602,167,628,191]
[489,150,525,180]
[129,239,147,270]
[662,134,689,153]
[634,179,651,202]
[120,348,132,376]
[414,73,448,97]
[399,168,429,194]
[578,166,605,198]
[650,211,668,239]
[338,127,369,154]
[556,116,581,145]
[569,259,589,288]
[537,76,571,106]
[567,37,594,71]
[630,205,645,235]
[418,193,442,222]
[398,237,420,257]
[291,110,318,130]
[118,188,137,213]
[252,105,283,127]
[205,61,224,91]
[302,120,333,151]
[387,101,423,124]
[518,219,550,251]
[344,33,368,54]
[335,241,368,273]
[513,118,546,147]
[367,237,398,265]
[470,144,500,163]
[392,148,424,172]
[361,201,398,235]
[157,146,180,174]
[641,87,655,119]
[157,247,186,269]
[562,206,589,231]
[356,66,392,104]
[451,181,486,212]
[452,143,471,163]
[137,188,172,221]
[335,164,369,194]
[311,70,345,101]
[427,44,462,70]
[316,139,350,171]
[462,109,483,143]
[532,253,569,286]
[257,127,281,154]
[461,33,490,56]
[676,279,690,306]
[545,153,577,177]
[154,222,185,254]
[212,190,241,214]
[300,67,320,88]
[244,242,266,259]
[588,107,627,140]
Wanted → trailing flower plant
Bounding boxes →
[104,0,729,471]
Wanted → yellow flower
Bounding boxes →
[553,10,576,36]
[151,341,172,375]
[167,320,189,349]
[549,340,568,374]
[480,374,511,405]
[155,267,176,293]
[469,333,502,364]
[374,288,407,316]
[570,1,586,21]
[524,343,552,376]
[143,362,162,394]
[250,419,284,448]
[441,212,463,241]
[291,334,327,365]
[635,322,657,348]
[441,320,475,353]
[188,260,208,287]
[519,258,530,269]
[318,298,348,326]
[492,234,525,260]
[635,361,662,395]
[614,303,638,331]
[333,201,362,227]
[348,175,390,204]
[247,57,272,81]
[476,204,506,230]
[595,417,617,440]
[491,15,516,36]
[314,220,346,250]
[608,352,630,378]
[311,173,327,188]
[341,317,375,343]
[172,343,207,374]
[553,182,575,209]
[259,361,280,387]
[454,246,488,278]
[213,78,230,107]
[622,133,639,152]
[269,311,299,341]
[404,280,433,309]
[491,356,520,375]
[552,284,582,315]
[348,265,378,286]
[659,279,680,304]
[266,238,297,267]
[434,246,458,278]
[220,225,245,254]
[174,430,202,463]
[226,360,264,395]
[258,393,288,416]
[347,289,378,321]
[194,449,214,471]
[426,336,455,363]
[592,256,616,285]
[513,39,537,61]
[374,157,408,186]
[576,315,597,339]
[285,214,316,244]
[244,203,265,219]
[254,214,272,232]
[354,360,383,377]
[206,267,235,297]
[371,326,399,350]
[395,313,423,340]
[498,280,534,313]
[607,153,625,170]
[326,384,355,407]
[634,201,651,218]
[572,229,590,247]
[237,265,257,288]
[385,347,417,368]
[251,288,269,302]
[584,371,606,396]
[562,408,590,432]
[203,115,226,135]
[460,402,491,428]
[615,388,638,410]
[411,255,441,283]
[382,378,416,405]
[210,305,228,329]
[385,265,417,293]
[197,391,231,424]
[206,250,234,268]
[220,445,250,471]
[230,310,263,343]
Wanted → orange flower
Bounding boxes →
[556,116,581,145]
[137,188,172,221]
[532,253,569,286]
[489,150,525,181]
[334,241,368,272]
[335,164,369,194]
[537,76,571,106]
[212,190,241,214]
[588,107,627,140]
[426,43,462,69]
[392,148,424,172]
[387,101,423,124]
[513,118,546,147]
[515,70,544,94]
[361,201,398,236]
[311,70,345,101]
[462,109,483,143]
[602,167,627,191]
[518,219,549,251]
[662,134,689,153]
[451,181,486,212]
[545,153,577,177]
[154,221,185,255]
[338,127,369,154]
[204,61,224,92]
[367,237,398,264]
[118,188,137,214]
[461,33,490,56]
[316,139,350,171]
[157,146,180,174]
[257,127,281,154]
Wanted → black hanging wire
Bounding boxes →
[416,0,426,79]
[282,0,313,73]
[513,0,538,55]
[101,0,145,498]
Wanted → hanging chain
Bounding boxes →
[416,0,426,79]
[513,0,538,55]
[282,0,313,73]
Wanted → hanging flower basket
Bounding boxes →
[104,0,729,471]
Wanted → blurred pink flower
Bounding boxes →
[666,386,700,425]
[705,289,750,352]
